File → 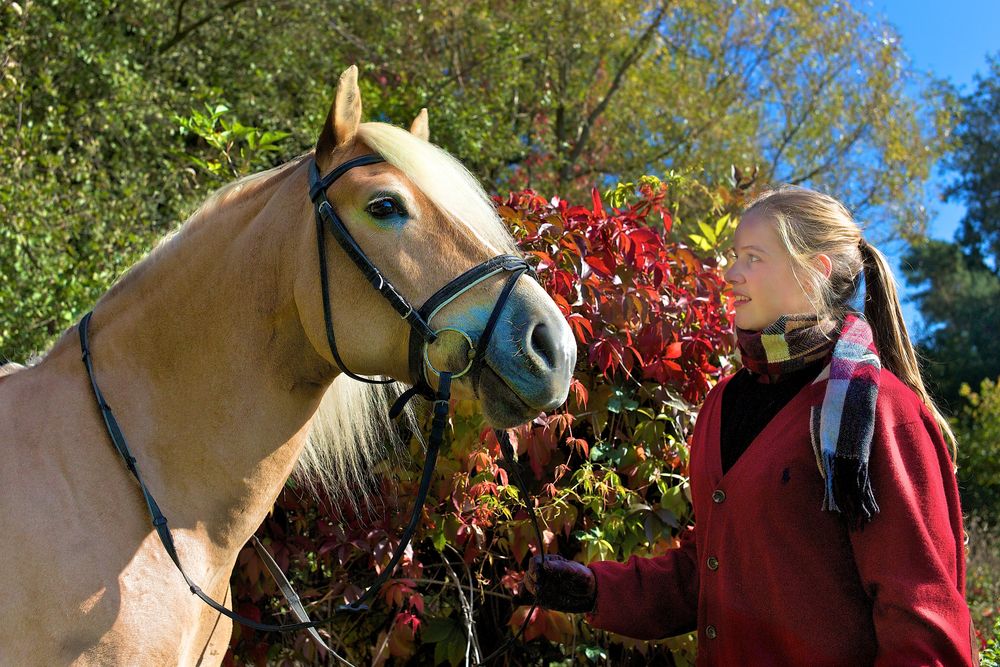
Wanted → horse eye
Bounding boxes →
[365,197,406,220]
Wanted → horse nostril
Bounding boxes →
[528,322,557,370]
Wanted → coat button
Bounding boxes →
[712,489,726,503]
[707,556,719,570]
[706,625,718,639]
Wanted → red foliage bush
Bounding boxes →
[227,178,737,665]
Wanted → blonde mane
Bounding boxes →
[295,122,519,501]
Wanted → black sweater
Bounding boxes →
[719,361,825,474]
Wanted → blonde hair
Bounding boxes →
[743,186,957,456]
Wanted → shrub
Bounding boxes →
[981,613,1000,667]
[955,377,1000,521]
[968,516,1000,660]
[226,174,741,665]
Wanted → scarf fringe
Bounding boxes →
[821,451,880,529]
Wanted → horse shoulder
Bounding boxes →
[0,362,221,665]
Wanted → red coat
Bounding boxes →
[587,368,976,666]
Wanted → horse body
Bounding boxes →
[1,67,575,665]
[0,160,320,665]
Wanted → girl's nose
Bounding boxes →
[724,264,741,284]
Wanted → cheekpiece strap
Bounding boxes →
[310,156,437,344]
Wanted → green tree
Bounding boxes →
[333,0,952,238]
[946,55,1000,267]
[902,241,1000,406]
[0,0,307,358]
[901,55,1000,407]
[954,377,1000,519]
[2,0,952,360]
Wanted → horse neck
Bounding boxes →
[67,157,334,555]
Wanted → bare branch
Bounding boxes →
[442,550,483,663]
[408,578,512,600]
[766,57,853,180]
[560,1,671,185]
[156,0,253,56]
[172,0,189,41]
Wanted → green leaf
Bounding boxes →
[607,386,639,414]
[421,617,459,643]
[714,213,731,238]
[696,220,717,244]
[582,645,609,662]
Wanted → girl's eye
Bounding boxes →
[748,254,760,263]
[365,197,407,219]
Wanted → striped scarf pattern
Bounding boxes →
[736,314,838,377]
[737,313,881,527]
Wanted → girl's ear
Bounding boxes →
[813,253,833,279]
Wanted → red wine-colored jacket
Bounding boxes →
[587,368,976,666]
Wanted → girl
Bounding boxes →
[526,187,977,665]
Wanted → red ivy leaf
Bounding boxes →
[583,255,613,277]
[569,377,589,409]
[568,437,589,458]
[566,313,593,343]
[591,188,606,218]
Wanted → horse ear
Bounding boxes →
[316,65,362,159]
[409,108,429,142]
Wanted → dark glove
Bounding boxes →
[525,554,597,613]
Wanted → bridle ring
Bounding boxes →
[423,327,476,379]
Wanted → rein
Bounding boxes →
[79,153,545,664]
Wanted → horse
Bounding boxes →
[0,65,576,666]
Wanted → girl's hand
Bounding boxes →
[525,554,597,613]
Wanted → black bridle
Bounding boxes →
[308,154,532,403]
[79,153,544,665]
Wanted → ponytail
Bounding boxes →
[860,240,958,458]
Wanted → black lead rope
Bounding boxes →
[80,311,319,634]
[80,313,463,667]
[79,311,455,643]
[339,372,452,614]
[81,309,539,663]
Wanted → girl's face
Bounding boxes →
[724,212,816,331]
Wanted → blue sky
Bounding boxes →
[866,0,998,331]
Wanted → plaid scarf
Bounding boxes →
[737,313,881,527]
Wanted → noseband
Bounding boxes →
[79,153,544,665]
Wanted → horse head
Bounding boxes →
[297,66,576,429]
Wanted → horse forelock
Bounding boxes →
[357,123,519,256]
